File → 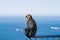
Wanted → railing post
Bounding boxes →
[52,37,54,40]
[59,37,60,40]
[40,37,43,40]
[35,38,36,40]
[47,37,48,40]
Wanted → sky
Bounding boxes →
[0,0,60,16]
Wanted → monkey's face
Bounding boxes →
[26,15,30,21]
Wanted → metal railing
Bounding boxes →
[31,35,60,40]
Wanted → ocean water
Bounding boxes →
[0,16,60,40]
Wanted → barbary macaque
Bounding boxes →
[24,14,37,39]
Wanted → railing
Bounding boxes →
[31,35,60,40]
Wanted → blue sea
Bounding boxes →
[0,16,60,40]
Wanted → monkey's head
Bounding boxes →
[26,14,32,21]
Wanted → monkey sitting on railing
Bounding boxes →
[24,14,37,40]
